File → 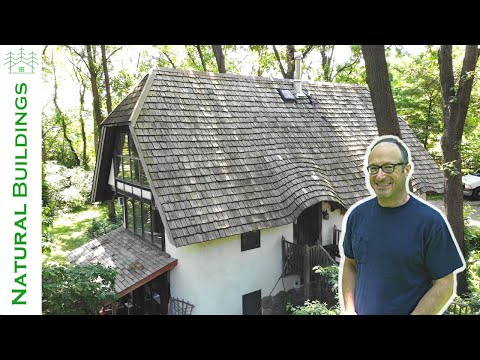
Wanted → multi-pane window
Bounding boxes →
[121,194,165,251]
[114,131,148,187]
[241,230,260,251]
[114,129,165,251]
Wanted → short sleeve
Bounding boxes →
[342,215,354,259]
[424,220,465,280]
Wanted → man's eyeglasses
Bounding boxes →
[367,163,406,175]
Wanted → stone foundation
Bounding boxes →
[261,278,336,315]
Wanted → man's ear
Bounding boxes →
[404,163,412,175]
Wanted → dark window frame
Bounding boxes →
[113,130,149,189]
[119,192,165,251]
[242,289,261,315]
[241,230,260,252]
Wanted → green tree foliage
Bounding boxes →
[184,45,216,72]
[42,263,117,315]
[391,46,443,150]
[332,45,366,84]
[288,265,340,315]
[390,45,480,169]
[43,161,93,213]
[466,250,480,309]
[248,45,277,76]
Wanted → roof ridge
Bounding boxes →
[153,66,367,88]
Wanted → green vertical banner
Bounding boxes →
[0,45,42,314]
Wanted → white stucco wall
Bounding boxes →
[108,161,115,186]
[166,223,302,315]
[321,202,344,246]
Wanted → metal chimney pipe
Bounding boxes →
[293,52,306,97]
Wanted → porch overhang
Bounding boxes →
[67,227,177,297]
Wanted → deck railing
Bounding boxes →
[282,238,336,278]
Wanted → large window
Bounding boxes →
[121,194,165,251]
[114,131,148,187]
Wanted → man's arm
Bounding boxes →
[341,256,357,314]
[410,272,455,315]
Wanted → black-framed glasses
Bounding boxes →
[367,163,406,175]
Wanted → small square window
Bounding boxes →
[243,290,261,315]
[241,230,260,251]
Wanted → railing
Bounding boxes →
[445,301,479,315]
[333,225,341,246]
[282,237,338,299]
[282,238,304,277]
[282,238,336,278]
[168,297,195,315]
[308,244,337,271]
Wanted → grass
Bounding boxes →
[42,204,114,265]
[426,193,444,201]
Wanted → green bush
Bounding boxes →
[467,250,480,295]
[289,265,340,315]
[42,262,117,315]
[314,264,340,300]
[43,161,93,213]
[465,225,480,253]
[287,299,340,315]
[42,206,54,254]
[86,216,123,239]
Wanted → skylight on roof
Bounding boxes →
[277,89,296,103]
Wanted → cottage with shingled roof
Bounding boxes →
[67,64,443,315]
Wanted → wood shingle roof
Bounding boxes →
[67,227,177,296]
[96,68,444,247]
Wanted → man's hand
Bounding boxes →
[340,256,357,315]
[410,272,455,315]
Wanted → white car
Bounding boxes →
[463,169,480,200]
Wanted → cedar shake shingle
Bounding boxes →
[94,68,444,248]
[67,228,177,295]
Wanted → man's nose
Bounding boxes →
[375,169,387,179]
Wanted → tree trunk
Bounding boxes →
[212,45,226,73]
[272,45,287,79]
[438,45,479,296]
[361,45,401,137]
[106,196,117,221]
[78,82,88,170]
[319,45,335,81]
[100,45,116,220]
[285,45,295,79]
[70,54,89,170]
[52,60,80,167]
[196,45,207,71]
[101,45,112,114]
[422,95,434,149]
[86,45,102,157]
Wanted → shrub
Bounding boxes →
[289,265,340,315]
[287,299,340,315]
[42,262,117,315]
[43,161,93,213]
[86,216,123,239]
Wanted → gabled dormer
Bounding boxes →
[110,128,165,251]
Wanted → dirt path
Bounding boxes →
[427,198,480,227]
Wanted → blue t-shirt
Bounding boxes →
[342,196,465,315]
